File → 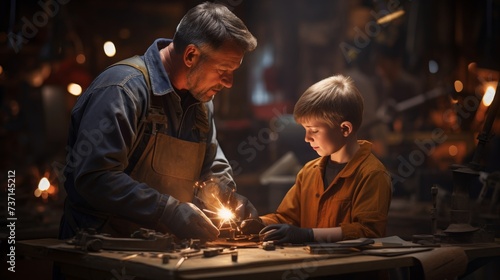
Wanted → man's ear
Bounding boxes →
[340,121,353,137]
[184,44,200,67]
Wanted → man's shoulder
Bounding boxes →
[84,63,150,103]
[96,63,147,88]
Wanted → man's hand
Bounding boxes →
[228,192,258,221]
[193,177,258,221]
[167,202,219,241]
[259,224,313,244]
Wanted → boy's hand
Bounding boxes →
[240,218,265,234]
[259,224,313,244]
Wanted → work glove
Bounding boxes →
[193,177,258,221]
[240,218,266,235]
[227,192,259,221]
[259,224,314,244]
[166,201,219,241]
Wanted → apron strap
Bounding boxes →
[109,56,210,172]
[109,56,167,174]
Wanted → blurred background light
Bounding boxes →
[103,41,116,57]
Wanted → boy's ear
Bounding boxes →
[340,121,353,137]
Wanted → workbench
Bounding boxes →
[17,238,500,280]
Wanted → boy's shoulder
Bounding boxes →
[349,141,389,175]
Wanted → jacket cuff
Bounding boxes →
[340,224,360,240]
[159,195,180,225]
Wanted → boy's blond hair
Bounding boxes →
[293,75,364,131]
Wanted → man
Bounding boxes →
[59,2,258,242]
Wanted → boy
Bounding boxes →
[251,74,392,244]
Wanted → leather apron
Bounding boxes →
[100,100,208,236]
[71,57,209,237]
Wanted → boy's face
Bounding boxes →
[301,119,347,159]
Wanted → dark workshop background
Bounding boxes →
[1,0,500,278]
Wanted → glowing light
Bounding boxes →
[454,80,463,93]
[218,206,235,221]
[201,193,241,231]
[196,178,243,232]
[103,41,116,57]
[35,175,57,200]
[67,83,82,96]
[468,62,477,73]
[76,53,86,64]
[482,86,496,106]
[449,145,458,157]
[428,60,439,74]
[38,177,50,191]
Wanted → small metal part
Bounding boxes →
[431,184,439,235]
[67,228,174,252]
[203,248,224,257]
[162,255,170,264]
[203,247,239,260]
[175,257,186,269]
[121,253,139,260]
[190,239,201,250]
[85,238,103,252]
[231,251,238,262]
[262,241,276,251]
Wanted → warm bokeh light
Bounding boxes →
[468,62,477,73]
[448,145,458,157]
[38,177,50,191]
[103,41,116,57]
[454,80,463,93]
[35,176,57,199]
[482,86,496,106]
[67,83,83,96]
[29,64,52,87]
[76,53,86,64]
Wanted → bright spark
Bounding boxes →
[218,207,234,221]
[196,179,244,232]
[200,194,242,231]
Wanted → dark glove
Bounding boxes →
[259,224,313,244]
[240,218,266,235]
[167,202,219,241]
[193,177,258,221]
[228,192,259,221]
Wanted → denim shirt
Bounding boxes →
[61,39,234,237]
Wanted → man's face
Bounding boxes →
[301,119,346,158]
[186,41,244,102]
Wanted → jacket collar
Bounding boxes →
[316,140,373,178]
[143,38,176,97]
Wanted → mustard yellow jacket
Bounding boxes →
[261,140,392,240]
